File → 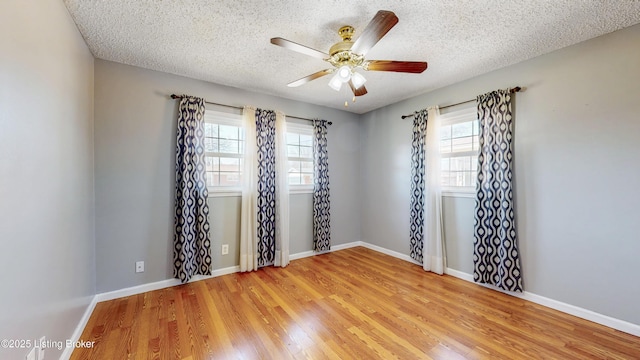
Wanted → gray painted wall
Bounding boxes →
[94,60,361,292]
[0,1,95,359]
[359,24,640,324]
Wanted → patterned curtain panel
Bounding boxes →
[473,89,523,292]
[409,109,428,263]
[312,120,331,252]
[173,96,212,283]
[255,109,277,267]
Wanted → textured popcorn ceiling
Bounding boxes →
[64,0,640,114]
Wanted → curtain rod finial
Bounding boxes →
[511,86,522,93]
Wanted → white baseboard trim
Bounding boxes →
[60,296,99,360]
[289,241,362,260]
[95,265,241,303]
[330,241,362,251]
[289,250,315,260]
[359,242,422,266]
[445,267,640,337]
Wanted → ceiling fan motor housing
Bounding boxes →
[328,25,366,69]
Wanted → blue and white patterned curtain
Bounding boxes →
[312,120,331,252]
[255,109,277,267]
[240,107,290,271]
[409,109,428,262]
[473,89,523,292]
[173,96,212,283]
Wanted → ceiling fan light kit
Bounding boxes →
[351,71,367,89]
[270,10,428,101]
[328,74,344,91]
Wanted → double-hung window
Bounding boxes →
[204,110,244,195]
[286,123,314,193]
[204,111,315,195]
[440,107,478,194]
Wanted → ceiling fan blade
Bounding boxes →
[287,69,334,87]
[365,60,428,73]
[271,37,328,60]
[348,80,368,96]
[350,10,399,56]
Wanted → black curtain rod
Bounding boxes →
[170,94,332,125]
[400,87,522,119]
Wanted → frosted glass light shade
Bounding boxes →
[351,71,366,89]
[337,66,351,83]
[328,73,343,91]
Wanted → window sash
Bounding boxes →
[286,124,314,188]
[439,107,478,191]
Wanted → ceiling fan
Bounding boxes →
[270,10,428,98]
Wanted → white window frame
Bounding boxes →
[204,110,244,197]
[440,107,478,198]
[286,122,315,194]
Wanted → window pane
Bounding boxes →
[441,158,450,171]
[207,172,219,186]
[471,155,478,171]
[440,125,451,140]
[452,136,473,152]
[472,134,480,151]
[300,134,313,146]
[219,139,239,154]
[463,172,473,187]
[204,138,218,152]
[452,122,472,138]
[450,157,471,171]
[287,145,300,157]
[205,156,214,171]
[220,172,240,186]
[453,172,462,186]
[220,157,240,172]
[440,139,451,153]
[442,171,453,186]
[473,120,479,136]
[288,161,301,172]
[286,133,299,145]
[301,161,313,172]
[219,125,239,140]
[289,173,301,185]
[299,145,312,159]
[301,173,313,185]
[205,123,218,137]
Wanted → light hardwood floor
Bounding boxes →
[72,247,640,359]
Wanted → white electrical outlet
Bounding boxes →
[221,244,229,255]
[37,337,45,360]
[135,261,144,273]
[26,347,36,360]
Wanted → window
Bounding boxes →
[286,123,314,192]
[440,107,478,192]
[204,111,315,195]
[204,110,244,192]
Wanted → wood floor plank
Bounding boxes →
[71,247,640,359]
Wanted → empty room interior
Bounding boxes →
[2,0,640,359]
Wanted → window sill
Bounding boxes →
[289,186,313,195]
[442,190,475,199]
[207,187,314,197]
[208,188,242,197]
